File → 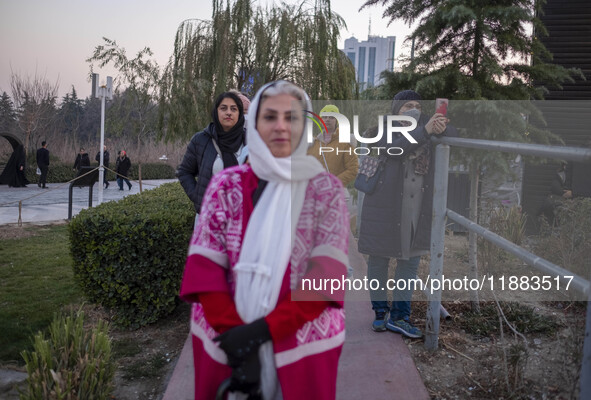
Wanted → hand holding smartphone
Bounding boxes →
[435,98,449,116]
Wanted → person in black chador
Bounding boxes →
[0,144,29,187]
[73,147,90,174]
[95,145,110,188]
[36,141,50,188]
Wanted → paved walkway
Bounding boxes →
[0,179,176,225]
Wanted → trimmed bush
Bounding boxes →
[69,182,194,328]
[25,163,78,185]
[20,311,115,400]
[127,163,176,180]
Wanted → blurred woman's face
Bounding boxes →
[217,97,240,132]
[256,93,304,158]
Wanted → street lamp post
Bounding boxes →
[92,73,113,205]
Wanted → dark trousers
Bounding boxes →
[39,166,48,187]
[117,176,132,190]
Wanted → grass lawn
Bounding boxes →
[0,224,83,364]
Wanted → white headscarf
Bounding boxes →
[231,81,324,399]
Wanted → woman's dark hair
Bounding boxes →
[211,92,244,131]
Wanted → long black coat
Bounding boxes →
[73,153,90,171]
[95,150,110,167]
[358,118,458,258]
[116,156,131,177]
[0,145,29,187]
[176,124,221,213]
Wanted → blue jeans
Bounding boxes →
[117,176,131,190]
[367,255,421,321]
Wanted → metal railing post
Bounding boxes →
[581,300,591,398]
[425,144,450,350]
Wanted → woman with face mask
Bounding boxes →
[177,92,248,225]
[179,81,349,400]
[358,89,457,339]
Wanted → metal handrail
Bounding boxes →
[425,137,591,398]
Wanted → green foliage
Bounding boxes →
[535,198,591,279]
[159,0,357,141]
[19,310,115,400]
[68,182,194,328]
[0,225,82,364]
[364,0,582,100]
[127,162,175,180]
[58,87,85,145]
[0,91,17,134]
[24,162,78,184]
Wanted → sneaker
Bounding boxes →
[386,319,423,339]
[372,311,388,332]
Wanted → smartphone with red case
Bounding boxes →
[435,98,449,116]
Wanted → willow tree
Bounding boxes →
[362,0,582,310]
[158,0,356,141]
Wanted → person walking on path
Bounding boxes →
[116,150,132,191]
[177,91,247,226]
[358,90,457,339]
[36,141,50,188]
[72,147,90,175]
[95,145,110,189]
[179,80,348,400]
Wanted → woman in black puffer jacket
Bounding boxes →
[177,92,247,224]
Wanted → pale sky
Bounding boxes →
[0,0,413,100]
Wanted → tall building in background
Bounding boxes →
[342,35,396,91]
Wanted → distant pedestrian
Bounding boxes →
[36,141,50,188]
[116,150,132,191]
[73,147,90,175]
[95,145,110,189]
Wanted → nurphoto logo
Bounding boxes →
[305,111,419,156]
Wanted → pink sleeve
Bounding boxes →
[187,173,233,268]
[309,174,349,288]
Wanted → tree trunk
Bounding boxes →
[469,162,481,312]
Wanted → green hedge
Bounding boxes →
[25,162,175,184]
[69,182,194,328]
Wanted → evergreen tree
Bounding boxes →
[363,0,580,100]
[0,92,17,135]
[158,0,357,141]
[58,86,85,148]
